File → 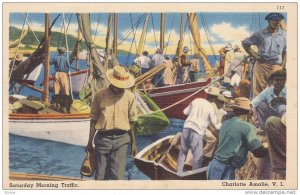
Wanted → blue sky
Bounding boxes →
[9,12,287,54]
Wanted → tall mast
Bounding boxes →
[160,13,165,52]
[43,13,50,103]
[179,13,184,57]
[113,13,118,58]
[76,24,82,71]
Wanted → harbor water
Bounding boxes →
[9,53,216,180]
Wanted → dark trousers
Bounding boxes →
[94,130,130,180]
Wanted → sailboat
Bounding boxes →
[9,13,170,146]
[137,13,215,119]
[9,14,92,146]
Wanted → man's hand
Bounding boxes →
[270,97,286,107]
[86,142,94,153]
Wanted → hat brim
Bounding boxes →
[229,104,251,111]
[105,69,135,89]
[204,88,219,96]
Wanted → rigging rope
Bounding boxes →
[21,13,40,44]
[118,14,146,46]
[199,13,218,61]
[62,13,74,100]
[93,14,101,43]
[151,13,158,49]
[125,13,140,65]
[250,13,255,35]
[164,13,175,55]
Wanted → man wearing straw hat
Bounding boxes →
[207,97,268,180]
[86,66,138,180]
[50,47,70,96]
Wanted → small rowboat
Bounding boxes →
[134,134,210,180]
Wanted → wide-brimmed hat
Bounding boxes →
[225,43,233,51]
[57,47,66,52]
[217,94,226,102]
[221,90,233,98]
[265,13,284,21]
[105,66,135,88]
[15,53,23,61]
[229,97,251,111]
[204,86,220,96]
[183,46,190,53]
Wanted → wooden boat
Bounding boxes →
[146,78,211,119]
[134,134,209,180]
[8,13,169,146]
[9,113,90,146]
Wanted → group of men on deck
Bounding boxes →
[176,12,287,180]
[133,45,203,88]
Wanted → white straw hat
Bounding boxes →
[105,66,135,89]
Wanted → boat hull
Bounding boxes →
[134,135,208,180]
[146,79,211,119]
[9,114,90,146]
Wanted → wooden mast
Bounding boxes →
[76,24,82,71]
[179,13,184,57]
[43,13,50,104]
[113,13,118,58]
[160,13,165,52]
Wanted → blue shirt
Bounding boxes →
[50,54,69,72]
[214,117,262,168]
[251,86,287,112]
[242,28,286,64]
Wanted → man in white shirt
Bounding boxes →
[176,98,220,173]
[133,51,151,74]
[251,69,286,130]
[151,48,165,87]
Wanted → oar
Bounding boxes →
[157,132,182,164]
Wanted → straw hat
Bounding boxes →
[217,94,226,102]
[229,97,251,111]
[105,66,135,89]
[204,86,220,96]
[15,53,23,61]
[221,90,233,98]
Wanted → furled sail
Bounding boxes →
[187,13,214,77]
[136,14,149,56]
[77,13,109,97]
[10,45,45,82]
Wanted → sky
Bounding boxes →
[9,12,287,55]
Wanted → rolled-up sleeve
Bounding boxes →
[90,93,100,121]
[242,31,259,46]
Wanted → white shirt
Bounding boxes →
[134,55,151,68]
[230,73,241,87]
[183,98,220,136]
[151,53,165,67]
[251,86,287,112]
